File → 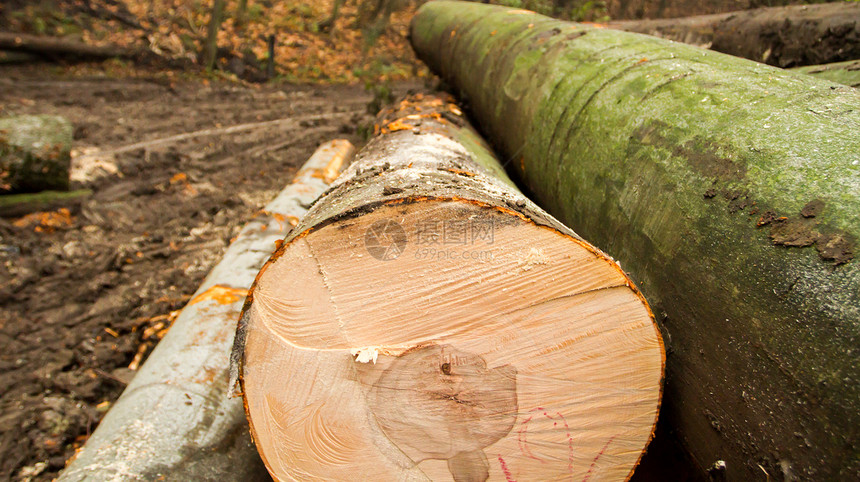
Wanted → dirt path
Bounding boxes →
[0,68,420,481]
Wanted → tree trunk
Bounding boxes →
[236,0,248,22]
[266,34,275,79]
[607,2,860,67]
[317,0,344,32]
[0,32,138,60]
[793,59,860,88]
[358,0,386,25]
[202,0,227,71]
[0,115,73,193]
[230,94,664,481]
[410,2,860,480]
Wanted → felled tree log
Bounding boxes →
[411,2,860,480]
[0,32,139,61]
[793,59,860,88]
[0,189,91,218]
[0,115,72,193]
[608,2,860,67]
[0,50,39,64]
[605,0,773,20]
[231,95,664,481]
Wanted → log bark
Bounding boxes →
[0,32,138,61]
[608,2,860,67]
[793,59,860,88]
[410,2,860,480]
[0,50,39,64]
[0,115,72,193]
[231,95,665,481]
[0,189,91,218]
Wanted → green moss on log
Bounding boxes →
[411,2,860,479]
[0,189,92,218]
[0,115,73,193]
[793,60,860,88]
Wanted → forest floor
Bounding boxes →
[0,64,425,481]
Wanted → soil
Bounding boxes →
[0,65,420,481]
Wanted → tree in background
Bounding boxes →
[357,0,413,45]
[202,0,227,70]
[318,0,345,32]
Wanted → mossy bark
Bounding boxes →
[0,115,72,193]
[793,60,860,88]
[0,189,91,218]
[411,2,860,479]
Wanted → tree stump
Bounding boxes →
[0,115,72,193]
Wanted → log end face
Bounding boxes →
[241,200,663,480]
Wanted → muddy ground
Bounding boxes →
[0,67,700,481]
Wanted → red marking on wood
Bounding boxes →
[517,407,575,472]
[517,415,543,462]
[497,454,516,482]
[582,436,616,482]
[558,411,574,474]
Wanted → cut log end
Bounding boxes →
[241,198,663,480]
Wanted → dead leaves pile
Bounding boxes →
[12,208,75,233]
[6,0,427,83]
